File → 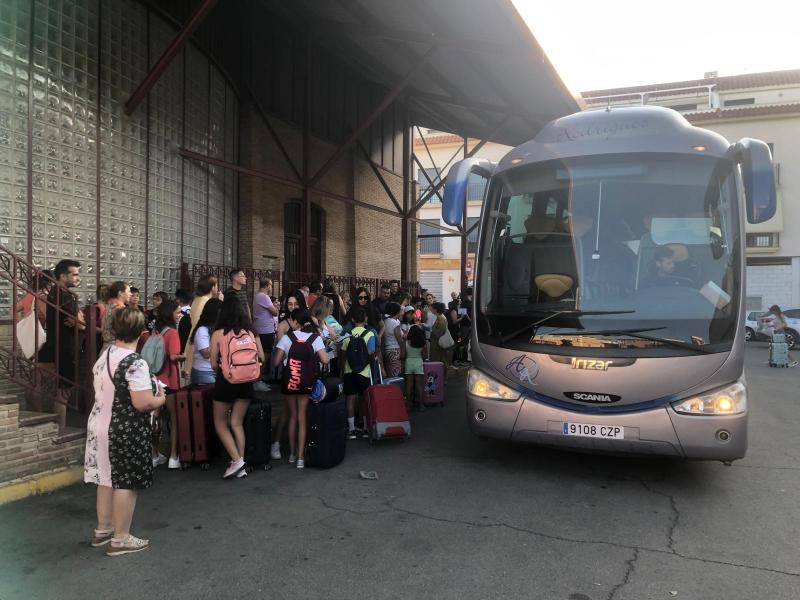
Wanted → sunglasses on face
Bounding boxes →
[358,295,368,300]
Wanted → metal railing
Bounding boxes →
[0,244,100,423]
[182,263,421,303]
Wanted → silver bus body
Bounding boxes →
[443,106,776,462]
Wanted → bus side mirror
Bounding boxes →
[734,138,776,224]
[442,158,495,226]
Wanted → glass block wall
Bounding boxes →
[0,0,238,317]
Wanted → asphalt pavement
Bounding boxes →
[2,344,799,600]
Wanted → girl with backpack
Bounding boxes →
[209,296,265,479]
[139,300,184,469]
[311,295,342,376]
[269,290,307,460]
[402,325,428,411]
[272,308,329,469]
[188,298,222,385]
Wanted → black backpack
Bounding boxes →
[346,329,371,373]
[178,312,192,353]
[282,332,319,394]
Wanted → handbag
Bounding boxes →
[438,328,455,350]
[16,310,46,359]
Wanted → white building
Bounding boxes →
[413,68,800,313]
[414,132,510,302]
[582,69,800,312]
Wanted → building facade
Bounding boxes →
[582,69,800,312]
[415,132,510,301]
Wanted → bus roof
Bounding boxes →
[495,106,731,175]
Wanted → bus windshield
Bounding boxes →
[477,153,741,356]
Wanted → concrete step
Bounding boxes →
[55,426,85,445]
[18,410,59,428]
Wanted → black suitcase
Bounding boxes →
[323,377,342,402]
[306,396,347,469]
[244,393,272,471]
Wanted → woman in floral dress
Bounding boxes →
[84,307,166,556]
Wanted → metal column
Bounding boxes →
[460,135,468,291]
[401,103,411,281]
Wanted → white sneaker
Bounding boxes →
[167,456,181,469]
[288,454,296,464]
[270,442,281,460]
[296,458,305,469]
[152,454,167,468]
[236,468,248,478]
[223,458,245,479]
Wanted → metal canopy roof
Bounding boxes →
[264,0,578,146]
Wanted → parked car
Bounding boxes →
[745,311,761,342]
[757,309,800,349]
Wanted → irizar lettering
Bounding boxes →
[571,358,613,370]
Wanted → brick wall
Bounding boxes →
[0,402,84,484]
[239,103,415,281]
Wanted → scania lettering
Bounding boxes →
[443,106,776,462]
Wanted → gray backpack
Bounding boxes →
[140,327,169,375]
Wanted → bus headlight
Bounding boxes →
[671,381,746,416]
[468,368,520,401]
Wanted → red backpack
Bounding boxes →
[219,329,261,384]
[282,332,320,394]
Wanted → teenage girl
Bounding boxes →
[144,300,184,469]
[271,290,306,459]
[272,308,329,469]
[209,296,265,479]
[402,325,428,411]
[188,298,222,385]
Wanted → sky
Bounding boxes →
[512,0,800,95]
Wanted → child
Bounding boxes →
[340,307,377,439]
[382,302,403,378]
[403,324,428,411]
[140,300,184,469]
[273,308,329,469]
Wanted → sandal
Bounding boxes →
[106,534,150,556]
[91,527,114,547]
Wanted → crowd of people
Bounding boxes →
[17,259,475,556]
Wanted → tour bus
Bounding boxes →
[442,106,776,462]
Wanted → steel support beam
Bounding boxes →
[413,153,444,204]
[356,141,403,215]
[401,105,411,281]
[179,149,402,220]
[302,34,312,273]
[124,0,218,115]
[460,135,469,290]
[307,45,437,190]
[246,83,302,182]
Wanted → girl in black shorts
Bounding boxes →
[209,296,265,479]
[273,308,329,469]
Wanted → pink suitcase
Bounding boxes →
[423,361,445,406]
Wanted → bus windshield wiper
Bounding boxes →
[575,329,713,354]
[499,309,635,344]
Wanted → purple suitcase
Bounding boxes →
[422,361,445,406]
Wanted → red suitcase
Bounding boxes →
[423,361,445,406]
[365,384,411,442]
[175,385,217,469]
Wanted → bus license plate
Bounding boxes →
[562,422,624,440]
